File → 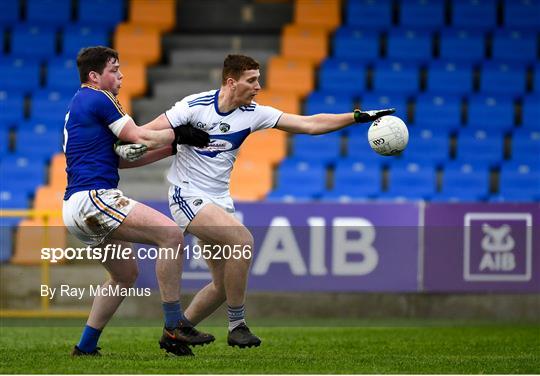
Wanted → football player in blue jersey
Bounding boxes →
[116,54,394,349]
[63,46,213,357]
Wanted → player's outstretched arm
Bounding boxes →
[118,118,175,149]
[118,145,173,169]
[275,108,395,135]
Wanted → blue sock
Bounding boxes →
[163,301,182,329]
[77,325,102,353]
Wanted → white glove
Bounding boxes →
[114,142,148,162]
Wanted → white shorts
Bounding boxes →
[63,189,137,246]
[168,185,235,232]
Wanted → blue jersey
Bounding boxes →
[63,84,129,200]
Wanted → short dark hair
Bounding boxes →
[222,54,260,84]
[76,46,119,83]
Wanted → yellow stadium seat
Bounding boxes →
[266,56,315,97]
[129,0,176,32]
[294,0,341,31]
[33,186,64,211]
[119,60,147,97]
[230,159,273,201]
[49,153,67,189]
[256,89,301,114]
[238,128,287,165]
[12,217,66,265]
[281,25,329,63]
[114,23,161,65]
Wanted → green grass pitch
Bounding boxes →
[1,319,538,374]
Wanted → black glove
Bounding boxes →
[353,108,396,123]
[173,125,210,148]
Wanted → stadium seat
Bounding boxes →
[61,25,109,58]
[503,0,540,30]
[78,0,125,29]
[399,0,445,29]
[0,58,41,93]
[304,92,355,115]
[269,158,327,200]
[293,0,341,31]
[480,62,526,97]
[33,185,64,211]
[346,0,392,29]
[318,59,366,96]
[129,0,176,32]
[346,135,390,164]
[372,61,420,95]
[26,0,71,26]
[117,60,146,97]
[0,155,47,196]
[238,128,287,166]
[522,94,540,129]
[492,30,538,64]
[281,25,329,64]
[267,57,315,97]
[291,133,341,165]
[11,25,57,60]
[361,93,408,123]
[0,91,25,127]
[414,94,462,131]
[114,23,161,65]
[438,29,485,62]
[0,190,27,262]
[0,127,9,156]
[511,129,540,164]
[49,153,67,189]
[46,58,80,94]
[467,95,515,130]
[401,127,450,166]
[382,162,437,200]
[438,161,491,200]
[332,27,380,61]
[497,162,540,201]
[451,0,498,30]
[12,217,66,265]
[0,0,20,26]
[323,158,381,200]
[15,126,63,160]
[535,63,540,93]
[255,90,300,114]
[427,61,473,95]
[455,128,504,167]
[29,90,71,124]
[386,29,433,62]
[230,159,273,201]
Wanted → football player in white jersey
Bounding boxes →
[117,54,394,348]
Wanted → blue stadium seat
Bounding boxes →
[503,0,540,30]
[11,25,57,60]
[46,58,79,94]
[318,59,366,96]
[77,0,125,29]
[480,62,526,97]
[62,25,109,57]
[427,61,473,95]
[492,30,537,64]
[467,95,514,130]
[0,91,25,127]
[0,127,9,156]
[305,92,354,115]
[0,58,41,93]
[400,127,450,166]
[535,63,540,93]
[522,94,540,129]
[438,29,485,62]
[346,133,389,163]
[15,124,63,159]
[0,155,47,196]
[438,161,490,200]
[455,128,504,167]
[511,129,540,164]
[372,61,420,94]
[414,94,462,131]
[333,27,380,61]
[361,93,408,122]
[29,90,71,124]
[497,162,540,201]
[0,190,27,262]
[382,161,437,200]
[291,133,341,165]
[346,0,392,29]
[0,0,20,26]
[399,0,445,29]
[451,0,498,30]
[386,29,433,62]
[268,159,327,200]
[322,158,381,200]
[26,0,71,26]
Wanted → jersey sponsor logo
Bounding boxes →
[219,123,230,133]
[193,128,251,158]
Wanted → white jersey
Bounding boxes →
[165,89,283,196]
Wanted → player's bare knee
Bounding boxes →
[111,265,139,287]
[159,227,184,250]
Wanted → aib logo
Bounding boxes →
[479,224,515,271]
